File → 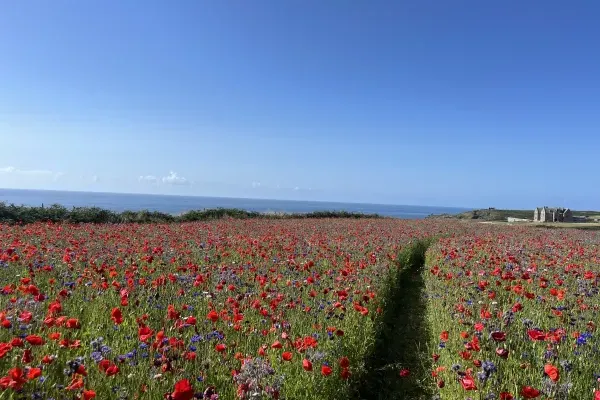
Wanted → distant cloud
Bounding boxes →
[138,172,190,186]
[0,166,53,175]
[251,181,261,188]
[0,166,63,181]
[162,171,189,185]
[92,175,99,183]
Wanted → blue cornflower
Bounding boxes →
[191,335,202,343]
[90,352,103,362]
[482,361,496,374]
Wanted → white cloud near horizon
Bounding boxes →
[138,172,190,186]
[0,166,63,181]
[162,171,189,185]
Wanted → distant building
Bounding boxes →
[533,207,573,222]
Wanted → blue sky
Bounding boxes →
[1,1,599,209]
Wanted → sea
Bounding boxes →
[0,188,469,219]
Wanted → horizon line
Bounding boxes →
[0,187,473,211]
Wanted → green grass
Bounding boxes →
[351,238,435,400]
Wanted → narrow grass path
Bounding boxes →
[353,239,434,400]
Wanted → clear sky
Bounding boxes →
[1,1,599,209]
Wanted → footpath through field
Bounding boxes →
[353,239,435,400]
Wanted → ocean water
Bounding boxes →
[0,189,469,219]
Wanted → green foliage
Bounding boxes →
[0,202,382,225]
[432,208,600,221]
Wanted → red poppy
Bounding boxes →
[271,340,283,349]
[399,369,410,377]
[138,326,154,342]
[26,368,41,380]
[340,368,350,380]
[495,348,509,359]
[460,377,477,390]
[207,310,219,322]
[66,376,84,390]
[339,357,350,368]
[520,386,541,398]
[302,359,313,371]
[83,389,96,400]
[65,318,81,329]
[499,392,514,400]
[282,352,293,361]
[215,343,226,352]
[111,308,123,325]
[99,360,120,376]
[25,335,44,346]
[491,331,506,342]
[544,364,559,382]
[171,379,194,400]
[527,329,546,341]
[321,365,332,376]
[22,349,32,363]
[0,343,12,359]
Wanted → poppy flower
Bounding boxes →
[460,377,477,390]
[99,360,120,376]
[439,331,449,341]
[491,331,506,342]
[495,348,509,359]
[26,367,41,380]
[499,393,514,400]
[83,389,96,400]
[66,376,84,390]
[171,379,194,400]
[340,368,350,380]
[215,343,227,352]
[544,364,559,382]
[42,355,54,364]
[282,352,293,361]
[138,326,154,342]
[65,318,81,329]
[207,310,219,322]
[22,349,33,363]
[271,340,283,349]
[111,308,123,325]
[527,329,546,341]
[520,386,540,398]
[302,359,313,371]
[321,365,332,376]
[399,369,410,377]
[25,335,44,346]
[339,357,350,368]
[0,343,12,359]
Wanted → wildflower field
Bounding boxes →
[425,228,600,400]
[0,218,599,399]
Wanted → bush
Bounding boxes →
[0,202,382,225]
